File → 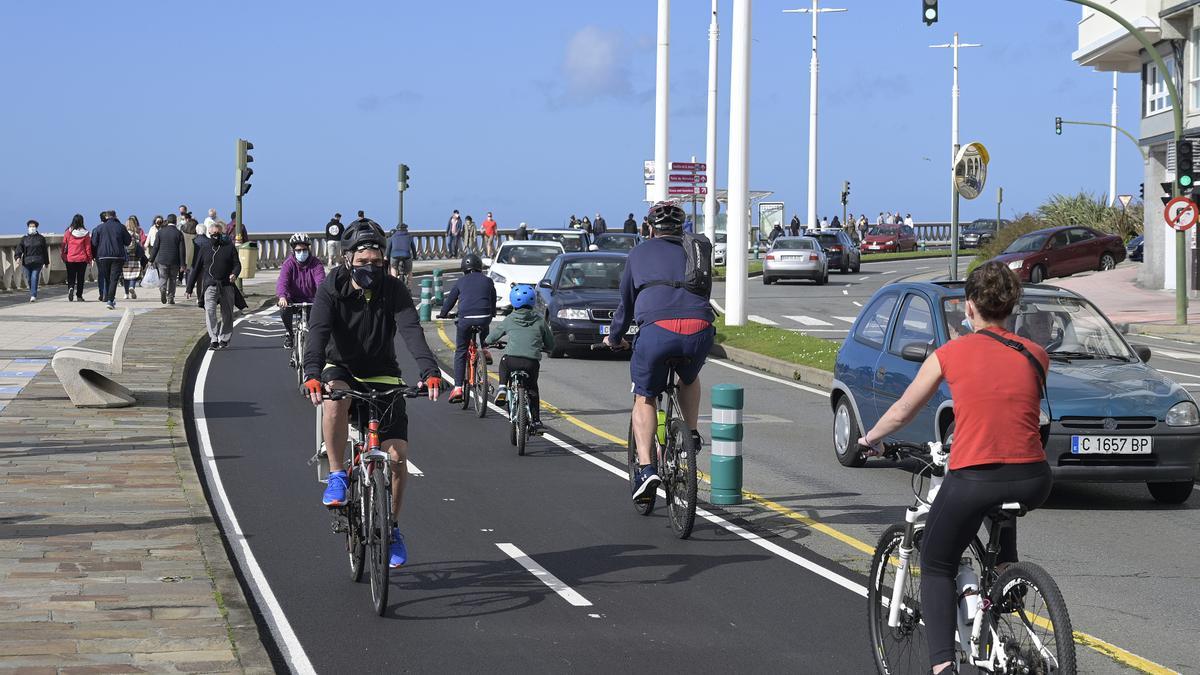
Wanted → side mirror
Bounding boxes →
[1134,345,1151,363]
[538,279,553,289]
[588,244,599,251]
[900,342,933,363]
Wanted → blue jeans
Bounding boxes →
[22,265,42,298]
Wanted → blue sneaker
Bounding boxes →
[389,528,407,568]
[322,471,348,507]
[632,465,661,502]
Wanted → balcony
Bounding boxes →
[1073,0,1161,72]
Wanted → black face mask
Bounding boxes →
[351,264,383,290]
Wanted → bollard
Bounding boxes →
[709,384,744,505]
[432,268,444,306]
[419,279,432,322]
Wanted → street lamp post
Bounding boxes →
[1110,72,1119,205]
[726,0,752,326]
[704,0,719,245]
[654,0,670,203]
[930,32,981,281]
[784,2,846,231]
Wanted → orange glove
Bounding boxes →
[303,378,323,405]
[424,376,442,400]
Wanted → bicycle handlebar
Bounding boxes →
[590,340,629,351]
[323,386,423,402]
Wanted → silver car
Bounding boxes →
[762,236,828,285]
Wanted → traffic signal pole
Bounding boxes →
[931,33,981,282]
[397,163,405,229]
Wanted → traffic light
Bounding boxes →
[236,139,254,197]
[398,163,410,192]
[840,180,850,205]
[1055,117,1062,136]
[1139,182,1144,201]
[1176,139,1195,194]
[922,0,938,25]
[1161,181,1174,206]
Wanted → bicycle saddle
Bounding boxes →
[663,356,693,368]
[989,502,1028,520]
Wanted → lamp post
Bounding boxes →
[1110,72,1119,205]
[704,0,720,245]
[930,32,981,281]
[654,0,670,203]
[726,0,752,326]
[784,2,846,231]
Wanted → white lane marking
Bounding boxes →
[832,316,857,324]
[496,543,593,607]
[852,301,863,307]
[785,315,833,327]
[788,328,848,333]
[407,460,424,476]
[1136,334,1165,341]
[749,315,779,326]
[1154,368,1200,379]
[708,358,830,396]
[857,276,869,281]
[881,270,896,275]
[842,289,849,295]
[1153,348,1200,362]
[194,308,316,675]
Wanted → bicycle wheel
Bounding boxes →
[988,561,1076,674]
[627,419,655,515]
[473,335,488,418]
[294,327,307,388]
[346,468,366,582]
[368,463,391,616]
[508,387,518,447]
[461,346,473,411]
[868,524,985,675]
[665,418,698,539]
[515,385,528,456]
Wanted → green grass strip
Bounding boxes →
[714,316,839,372]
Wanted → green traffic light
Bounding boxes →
[1182,175,1193,187]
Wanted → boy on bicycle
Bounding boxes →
[437,253,497,404]
[487,284,554,434]
[277,233,326,350]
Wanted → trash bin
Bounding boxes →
[237,243,258,280]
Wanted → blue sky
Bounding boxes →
[0,1,1141,234]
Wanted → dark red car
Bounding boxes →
[991,225,1125,284]
[859,224,918,253]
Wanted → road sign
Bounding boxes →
[644,160,655,185]
[1163,196,1198,231]
[671,161,706,172]
[953,141,989,200]
[1117,194,1133,209]
[669,174,707,183]
[669,186,708,196]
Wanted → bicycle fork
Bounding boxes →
[887,507,921,628]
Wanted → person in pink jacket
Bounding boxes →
[276,233,327,350]
[61,214,94,302]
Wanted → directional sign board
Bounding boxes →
[669,186,708,196]
[953,141,989,200]
[1163,196,1198,231]
[671,161,706,172]
[669,174,707,183]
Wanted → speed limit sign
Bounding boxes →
[1163,196,1198,231]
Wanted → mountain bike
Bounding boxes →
[487,340,534,455]
[286,302,313,387]
[460,324,488,418]
[866,441,1076,674]
[310,384,421,616]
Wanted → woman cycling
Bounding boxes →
[858,261,1053,675]
[277,233,326,350]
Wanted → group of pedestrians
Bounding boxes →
[443,210,501,258]
[567,213,609,236]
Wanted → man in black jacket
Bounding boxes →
[15,220,48,302]
[623,213,638,234]
[92,211,132,310]
[186,220,241,349]
[301,219,442,569]
[436,253,497,404]
[149,217,187,304]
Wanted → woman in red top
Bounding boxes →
[859,261,1053,675]
[61,214,94,302]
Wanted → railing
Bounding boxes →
[0,233,99,292]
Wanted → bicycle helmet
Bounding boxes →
[509,284,536,309]
[461,253,484,273]
[341,218,386,253]
[647,201,686,234]
[289,232,311,247]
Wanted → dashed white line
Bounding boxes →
[406,460,424,476]
[881,270,896,275]
[857,276,869,281]
[832,316,857,324]
[1154,348,1200,362]
[496,543,593,607]
[1136,334,1165,341]
[749,315,779,326]
[842,290,849,295]
[785,315,833,327]
[853,301,863,307]
[709,358,830,396]
[1155,368,1200,379]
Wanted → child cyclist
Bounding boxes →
[437,253,497,404]
[487,284,554,434]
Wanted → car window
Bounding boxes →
[557,259,626,290]
[532,232,586,252]
[868,227,900,237]
[889,294,935,354]
[542,258,562,283]
[855,293,899,348]
[716,233,727,244]
[595,235,636,251]
[773,238,814,250]
[497,245,560,265]
[814,234,841,247]
[1067,228,1094,244]
[1004,233,1049,254]
[901,226,915,237]
[1050,232,1070,249]
[1012,297,1133,359]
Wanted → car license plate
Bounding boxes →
[627,324,639,335]
[1070,436,1152,454]
[599,325,611,335]
[783,255,803,261]
[869,244,880,250]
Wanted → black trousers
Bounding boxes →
[453,318,492,386]
[920,461,1053,666]
[280,304,311,335]
[96,259,123,303]
[65,262,87,297]
[499,355,541,421]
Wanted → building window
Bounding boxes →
[1192,28,1200,110]
[1146,56,1175,116]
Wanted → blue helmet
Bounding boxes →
[509,284,536,309]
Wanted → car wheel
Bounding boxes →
[852,258,861,274]
[1099,253,1116,271]
[762,274,773,285]
[1147,481,1194,504]
[833,397,867,468]
[816,269,827,285]
[840,258,849,274]
[1029,265,1046,284]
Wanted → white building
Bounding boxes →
[1075,0,1197,293]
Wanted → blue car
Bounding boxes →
[830,281,1200,504]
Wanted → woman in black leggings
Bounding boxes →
[859,261,1053,675]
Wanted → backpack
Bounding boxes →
[639,233,714,299]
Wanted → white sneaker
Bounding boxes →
[494,386,508,404]
[29,297,36,303]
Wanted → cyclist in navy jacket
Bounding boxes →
[437,253,497,403]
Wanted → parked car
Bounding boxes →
[590,232,640,252]
[713,232,727,266]
[830,281,1200,503]
[1126,235,1144,262]
[860,224,918,253]
[959,218,1009,249]
[486,240,564,311]
[809,229,861,273]
[762,236,828,285]
[532,229,590,253]
[535,252,637,357]
[991,225,1125,284]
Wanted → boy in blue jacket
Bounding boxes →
[437,253,497,403]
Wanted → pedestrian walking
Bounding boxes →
[683,217,694,234]
[820,216,830,228]
[187,220,241,350]
[569,215,579,229]
[446,209,463,257]
[121,217,147,299]
[768,222,784,243]
[831,215,841,230]
[149,212,186,304]
[594,212,607,236]
[125,215,146,248]
[146,215,163,250]
[61,214,93,302]
[463,215,478,255]
[15,219,49,302]
[640,216,651,238]
[482,211,499,257]
[325,212,344,266]
[904,213,914,227]
[789,214,801,236]
[92,211,131,310]
[623,213,638,234]
[514,221,529,241]
[858,215,869,242]
[581,216,593,236]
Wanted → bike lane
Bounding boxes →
[191,310,877,672]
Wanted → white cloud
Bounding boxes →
[562,26,631,100]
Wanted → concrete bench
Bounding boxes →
[52,309,136,408]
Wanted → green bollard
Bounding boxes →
[419,279,432,322]
[709,384,744,505]
[432,268,444,306]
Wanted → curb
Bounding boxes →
[1118,322,1200,345]
[709,343,833,390]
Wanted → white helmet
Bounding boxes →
[289,232,311,247]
